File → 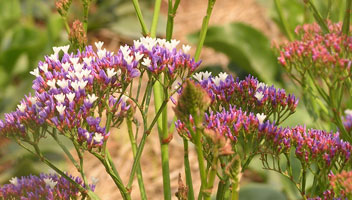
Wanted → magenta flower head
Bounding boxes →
[192,72,298,124]
[0,173,95,200]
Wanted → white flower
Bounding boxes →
[84,131,90,139]
[97,49,107,59]
[134,52,143,61]
[30,68,40,77]
[53,46,61,55]
[95,41,104,50]
[81,69,91,78]
[193,72,203,82]
[93,133,104,143]
[345,109,352,116]
[47,79,57,89]
[73,63,84,73]
[71,80,80,91]
[157,38,166,46]
[255,91,264,101]
[61,45,70,54]
[218,72,228,82]
[49,54,58,62]
[83,57,93,65]
[182,44,191,54]
[61,62,71,71]
[106,68,117,79]
[56,105,66,115]
[17,103,26,112]
[257,82,267,90]
[91,177,99,185]
[87,94,98,104]
[57,79,68,88]
[66,93,75,102]
[54,93,66,104]
[40,63,48,73]
[75,71,84,80]
[121,95,129,103]
[141,57,151,67]
[212,76,221,86]
[201,71,212,80]
[256,113,266,124]
[70,57,80,65]
[120,45,131,57]
[78,80,88,89]
[43,178,57,189]
[28,97,37,105]
[124,55,133,65]
[133,40,142,49]
[9,177,19,186]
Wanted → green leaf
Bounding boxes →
[188,22,280,85]
[239,183,286,200]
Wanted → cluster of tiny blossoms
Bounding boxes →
[192,72,298,123]
[176,105,351,169]
[343,109,352,133]
[259,123,352,168]
[0,37,198,151]
[0,173,94,200]
[309,171,352,200]
[278,22,352,81]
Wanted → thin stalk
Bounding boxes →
[127,99,169,190]
[342,0,352,35]
[166,0,181,40]
[306,0,329,33]
[194,0,216,61]
[205,148,218,199]
[192,123,208,200]
[82,1,90,32]
[50,132,79,170]
[72,140,90,190]
[153,76,171,200]
[274,0,294,41]
[183,139,195,200]
[127,117,147,200]
[150,0,162,37]
[132,0,149,35]
[63,16,71,35]
[231,182,239,200]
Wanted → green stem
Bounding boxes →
[183,139,195,200]
[306,0,329,33]
[63,16,71,35]
[194,0,216,61]
[342,0,352,35]
[127,99,169,190]
[153,76,171,200]
[50,132,80,170]
[132,0,149,35]
[274,0,294,41]
[205,148,218,199]
[150,0,162,37]
[127,117,147,200]
[231,181,239,200]
[192,122,208,200]
[166,0,181,40]
[82,1,90,32]
[72,139,90,190]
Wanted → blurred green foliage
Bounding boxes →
[0,0,64,113]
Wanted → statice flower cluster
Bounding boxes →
[309,171,352,200]
[343,109,352,133]
[0,37,198,151]
[278,22,351,85]
[0,173,94,200]
[259,124,352,168]
[192,72,298,124]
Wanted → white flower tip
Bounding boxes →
[256,113,266,124]
[141,57,151,67]
[255,91,264,101]
[93,133,104,143]
[95,41,104,50]
[10,177,19,186]
[43,178,57,189]
[182,44,191,53]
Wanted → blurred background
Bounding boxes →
[0,0,347,199]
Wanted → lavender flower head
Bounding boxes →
[192,72,298,124]
[0,173,95,200]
